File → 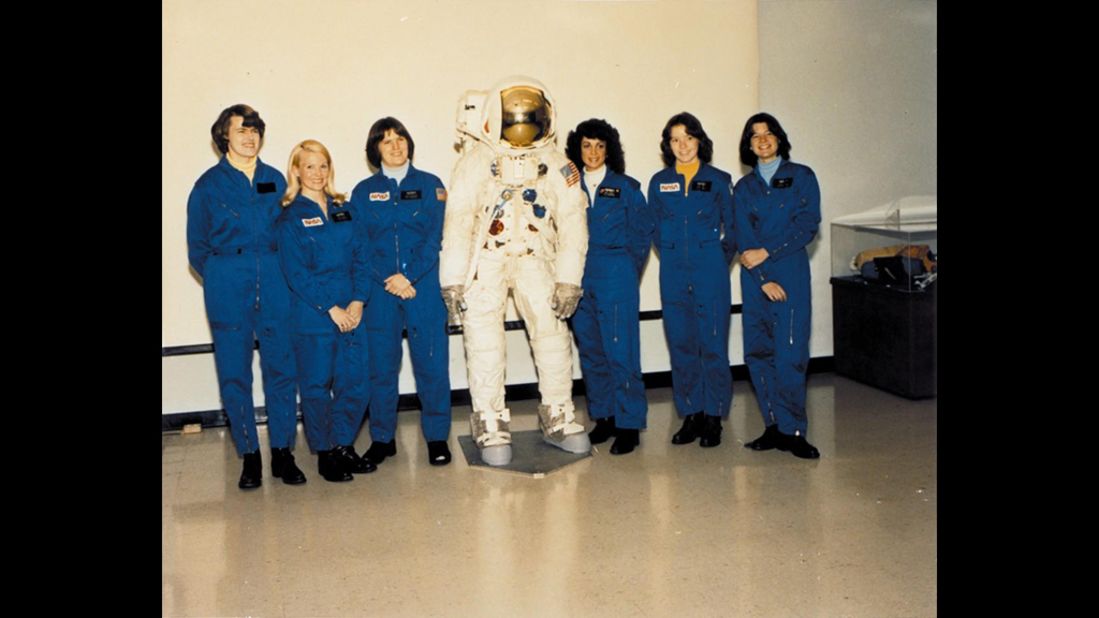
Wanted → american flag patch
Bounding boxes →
[436,187,447,201]
[560,162,580,187]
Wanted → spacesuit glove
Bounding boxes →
[551,282,583,320]
[441,285,468,327]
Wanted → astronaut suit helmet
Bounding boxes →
[456,75,558,156]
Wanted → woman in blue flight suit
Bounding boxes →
[277,139,376,482]
[186,104,304,489]
[734,112,821,459]
[565,119,654,455]
[648,112,736,448]
[349,117,452,467]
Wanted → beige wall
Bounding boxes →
[162,0,760,413]
[757,0,937,358]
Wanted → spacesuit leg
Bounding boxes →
[741,268,778,428]
[210,321,261,456]
[605,271,647,430]
[771,264,812,436]
[406,289,452,442]
[573,285,614,421]
[512,256,590,454]
[462,256,513,465]
[698,262,732,418]
[293,333,338,452]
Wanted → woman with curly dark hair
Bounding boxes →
[565,118,654,454]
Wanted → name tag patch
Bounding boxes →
[401,190,422,200]
[331,210,352,222]
[256,182,277,194]
[301,217,323,227]
[772,177,793,188]
[660,182,681,192]
[369,191,390,201]
[597,187,621,199]
[691,180,712,192]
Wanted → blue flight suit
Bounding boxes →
[277,194,372,452]
[648,163,736,419]
[186,156,297,457]
[349,166,451,444]
[733,159,820,436]
[573,171,654,430]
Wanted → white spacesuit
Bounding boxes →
[440,76,591,466]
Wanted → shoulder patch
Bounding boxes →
[559,161,580,187]
[436,187,447,201]
[301,217,324,227]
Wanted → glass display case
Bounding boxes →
[829,196,936,399]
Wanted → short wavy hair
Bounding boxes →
[659,111,713,168]
[211,104,266,155]
[739,112,792,167]
[565,118,626,174]
[365,117,415,169]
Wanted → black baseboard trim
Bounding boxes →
[162,356,834,432]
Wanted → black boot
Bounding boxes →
[427,440,452,466]
[588,417,616,444]
[271,448,306,485]
[671,412,704,444]
[317,450,353,482]
[333,445,377,474]
[699,415,723,448]
[744,425,782,451]
[779,432,821,459]
[610,428,639,455]
[364,439,397,465]
[238,450,262,489]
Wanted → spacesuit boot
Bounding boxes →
[470,407,513,466]
[538,402,591,454]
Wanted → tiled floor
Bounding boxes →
[163,373,936,617]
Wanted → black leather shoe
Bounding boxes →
[779,433,821,459]
[671,412,704,444]
[610,428,639,455]
[364,439,397,465]
[270,448,306,484]
[238,450,262,489]
[427,440,452,466]
[744,424,782,451]
[333,445,377,474]
[588,416,616,444]
[317,450,353,482]
[699,415,723,447]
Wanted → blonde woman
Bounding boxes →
[277,140,375,482]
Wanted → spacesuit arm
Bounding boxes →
[405,178,446,285]
[720,179,738,266]
[551,161,588,286]
[439,152,482,288]
[764,167,821,261]
[732,183,774,286]
[625,181,655,277]
[350,208,372,305]
[647,176,662,256]
[277,216,341,315]
[347,189,390,287]
[185,183,212,279]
